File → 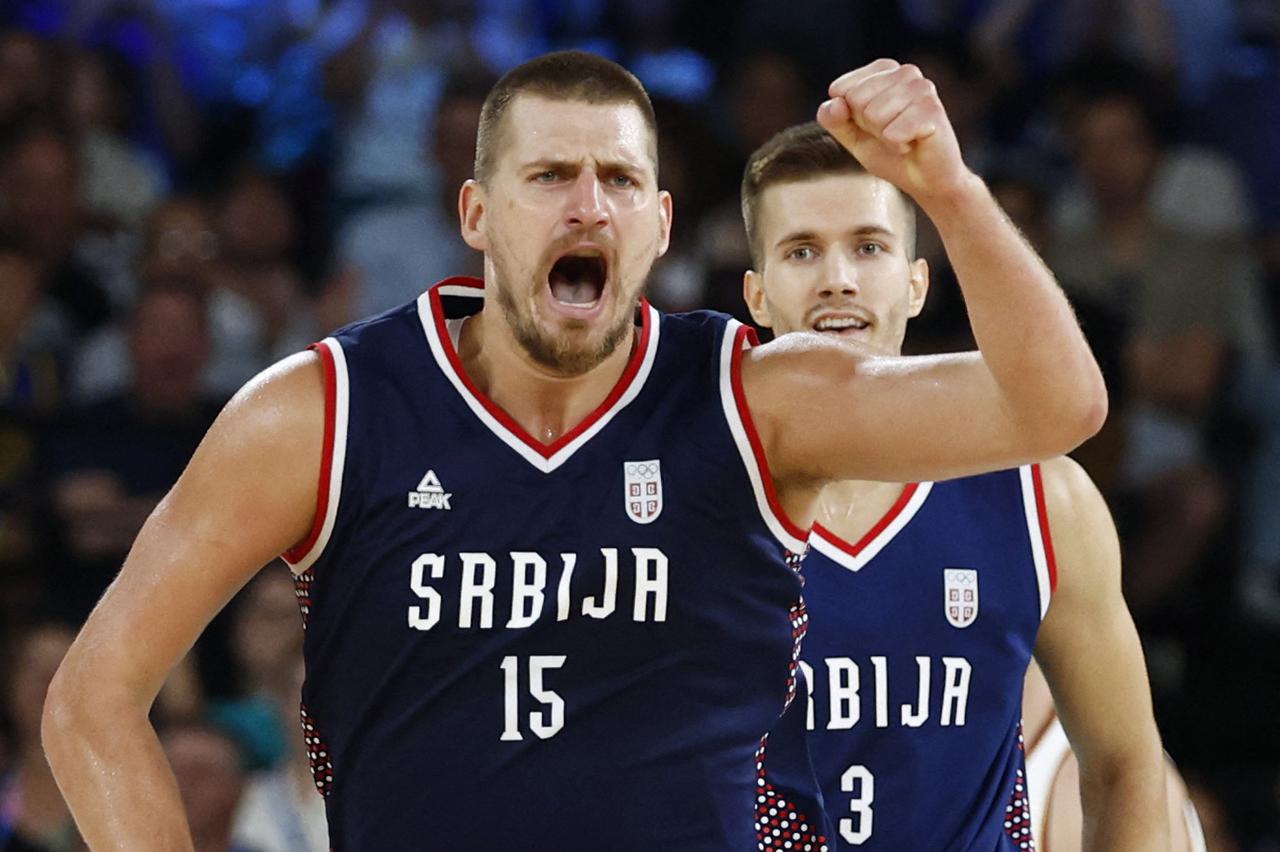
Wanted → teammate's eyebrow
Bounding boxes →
[775,225,897,249]
[598,155,646,173]
[775,230,821,249]
[847,224,896,238]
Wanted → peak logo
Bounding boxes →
[409,470,452,510]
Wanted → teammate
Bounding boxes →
[42,53,1106,850]
[740,121,1166,849]
[1023,661,1208,850]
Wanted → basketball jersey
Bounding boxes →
[281,278,819,850]
[762,467,1057,851]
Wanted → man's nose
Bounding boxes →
[565,171,609,230]
[818,251,858,298]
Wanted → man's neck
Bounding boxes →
[457,308,636,445]
[815,478,911,543]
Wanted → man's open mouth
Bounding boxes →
[549,249,607,307]
[813,315,870,333]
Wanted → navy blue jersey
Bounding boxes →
[763,468,1056,851]
[282,278,826,850]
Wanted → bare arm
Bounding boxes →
[1033,456,1169,850]
[746,60,1106,487]
[41,352,325,851]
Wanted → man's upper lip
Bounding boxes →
[552,242,610,262]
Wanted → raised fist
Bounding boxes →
[817,59,972,203]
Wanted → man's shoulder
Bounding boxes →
[332,298,424,340]
[658,307,737,334]
[1035,456,1101,521]
[937,457,1081,492]
[646,308,740,364]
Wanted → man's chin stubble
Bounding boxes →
[498,293,631,378]
[514,315,631,377]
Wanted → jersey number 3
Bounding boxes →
[500,655,566,741]
[840,764,875,844]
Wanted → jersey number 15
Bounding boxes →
[500,655,566,741]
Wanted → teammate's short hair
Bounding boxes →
[741,122,917,268]
[475,50,658,184]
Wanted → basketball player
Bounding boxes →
[43,54,1106,850]
[740,121,1166,849]
[1023,661,1207,850]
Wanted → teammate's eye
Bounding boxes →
[786,246,817,262]
[533,170,560,183]
[858,242,885,256]
[607,174,635,188]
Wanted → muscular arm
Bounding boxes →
[41,353,325,851]
[1033,456,1169,850]
[746,61,1105,489]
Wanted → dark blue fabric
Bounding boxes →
[766,470,1045,850]
[301,281,806,850]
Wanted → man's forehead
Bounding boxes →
[499,95,655,168]
[762,173,906,237]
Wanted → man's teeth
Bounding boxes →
[815,317,868,331]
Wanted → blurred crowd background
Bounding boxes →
[1,0,1278,849]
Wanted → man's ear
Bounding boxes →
[907,257,930,318]
[459,179,488,251]
[656,189,673,258]
[743,269,773,328]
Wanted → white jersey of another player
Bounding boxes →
[1023,661,1207,851]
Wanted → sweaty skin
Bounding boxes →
[744,145,1167,849]
[42,58,1105,850]
[1024,661,1201,851]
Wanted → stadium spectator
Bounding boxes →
[209,569,306,772]
[41,280,219,618]
[0,29,55,125]
[0,121,114,338]
[1,621,79,852]
[60,47,168,233]
[161,724,261,852]
[1048,79,1271,622]
[230,658,327,852]
[334,72,487,317]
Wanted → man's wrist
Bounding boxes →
[913,171,989,222]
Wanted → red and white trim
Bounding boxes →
[418,278,660,475]
[809,481,934,573]
[1020,463,1058,618]
[283,337,350,575]
[719,321,809,553]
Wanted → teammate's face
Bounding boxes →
[744,173,927,355]
[460,96,672,376]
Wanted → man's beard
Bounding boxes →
[494,273,638,378]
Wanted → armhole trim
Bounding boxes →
[283,338,349,574]
[719,322,809,553]
[1020,463,1059,618]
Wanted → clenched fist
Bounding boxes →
[817,59,975,205]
